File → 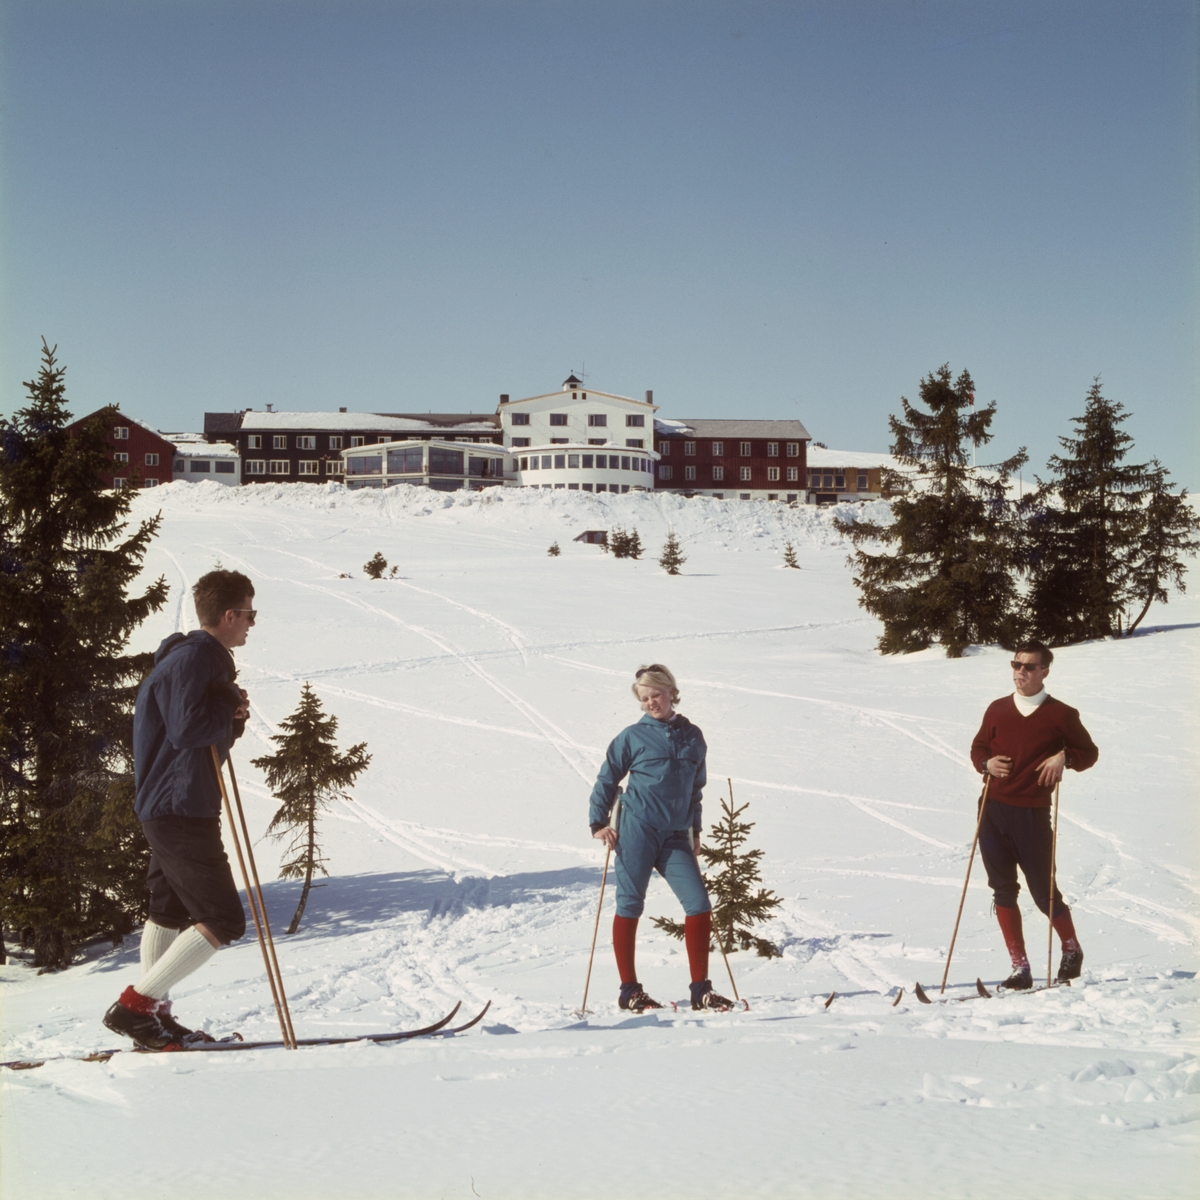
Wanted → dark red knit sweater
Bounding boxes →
[970,695,1098,807]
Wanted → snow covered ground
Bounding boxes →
[4,482,1198,1199]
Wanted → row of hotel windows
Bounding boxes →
[658,441,802,457]
[659,465,803,482]
[244,460,344,475]
[511,438,644,448]
[518,453,652,473]
[509,413,645,428]
[810,471,870,490]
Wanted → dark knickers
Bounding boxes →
[142,816,247,944]
[978,799,1067,916]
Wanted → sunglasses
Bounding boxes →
[232,608,258,621]
[635,664,667,679]
[1010,660,1044,672]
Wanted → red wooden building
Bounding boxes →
[653,419,811,502]
[68,411,177,490]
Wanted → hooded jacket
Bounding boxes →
[588,712,707,835]
[133,631,244,822]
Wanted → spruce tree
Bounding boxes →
[363,551,388,579]
[627,528,643,560]
[0,341,168,968]
[835,364,1027,657]
[652,785,782,958]
[782,542,800,569]
[547,540,561,557]
[252,683,370,935]
[1026,381,1158,644]
[1121,462,1198,636]
[658,531,686,575]
[609,527,629,558]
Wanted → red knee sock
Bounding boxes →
[1051,910,1080,952]
[612,915,638,984]
[685,912,711,984]
[995,904,1028,968]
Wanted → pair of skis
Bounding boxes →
[912,978,1069,1005]
[2,1000,492,1071]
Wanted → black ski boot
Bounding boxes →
[1057,946,1084,982]
[102,986,177,1050]
[158,1000,216,1045]
[1001,963,1033,991]
[619,982,663,1013]
[690,980,737,1012]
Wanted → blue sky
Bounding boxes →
[2,1,1196,485]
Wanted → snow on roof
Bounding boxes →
[806,447,899,469]
[170,439,240,458]
[236,411,500,432]
[655,418,812,439]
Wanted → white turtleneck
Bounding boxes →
[1013,688,1049,717]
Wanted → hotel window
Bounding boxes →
[541,455,552,468]
[588,414,607,426]
[512,437,531,447]
[377,436,390,444]
[740,493,751,500]
[245,460,266,475]
[595,455,607,468]
[114,426,129,440]
[298,461,320,475]
[550,438,569,445]
[626,414,645,427]
[858,472,868,491]
[582,454,594,468]
[190,460,210,473]
[659,464,673,480]
[712,465,724,481]
[269,460,290,475]
[568,454,580,468]
[114,452,129,463]
[740,441,752,457]
[621,456,631,470]
[711,441,724,456]
[297,436,316,450]
[626,439,643,449]
[787,467,799,482]
[684,465,696,481]
[329,436,343,450]
[326,461,342,474]
[554,454,566,469]
[740,466,752,481]
[588,438,606,445]
[113,477,127,487]
[511,412,530,425]
[786,442,799,457]
[144,478,159,487]
[836,473,845,489]
[684,441,696,456]
[215,461,235,474]
[247,435,262,449]
[657,441,671,455]
[273,435,287,449]
[519,456,529,470]
[767,442,779,457]
[549,413,568,426]
[767,467,780,482]
[350,436,365,447]
[174,459,185,472]
[145,453,159,466]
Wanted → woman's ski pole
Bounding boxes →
[577,791,621,1016]
[940,776,991,995]
[1047,780,1061,989]
[210,746,296,1048]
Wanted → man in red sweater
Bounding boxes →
[970,641,1099,989]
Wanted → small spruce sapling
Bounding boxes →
[548,541,561,557]
[626,528,643,560]
[652,782,782,958]
[782,542,800,568]
[658,530,686,575]
[364,552,388,580]
[608,526,629,558]
[252,684,371,934]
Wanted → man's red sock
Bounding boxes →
[995,904,1028,967]
[1051,910,1080,953]
[612,915,638,984]
[685,912,712,984]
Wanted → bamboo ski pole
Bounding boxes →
[577,792,621,1016]
[1047,780,1061,989]
[226,755,297,1047]
[210,746,295,1048]
[940,776,991,995]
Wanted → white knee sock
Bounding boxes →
[136,927,218,1002]
[139,923,181,991]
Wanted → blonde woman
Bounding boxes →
[588,664,734,1012]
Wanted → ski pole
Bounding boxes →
[577,790,621,1016]
[1047,780,1061,989]
[210,746,296,1048]
[940,776,990,995]
[226,754,297,1047]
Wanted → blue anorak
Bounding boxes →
[133,631,243,822]
[589,713,707,835]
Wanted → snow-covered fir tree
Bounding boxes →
[835,364,1027,658]
[252,683,371,935]
[658,531,685,575]
[0,341,168,968]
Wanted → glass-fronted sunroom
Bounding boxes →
[341,439,511,491]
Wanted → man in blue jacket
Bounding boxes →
[102,569,255,1048]
[589,664,734,1013]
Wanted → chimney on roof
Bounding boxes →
[339,407,347,413]
[645,390,653,404]
[499,394,509,404]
